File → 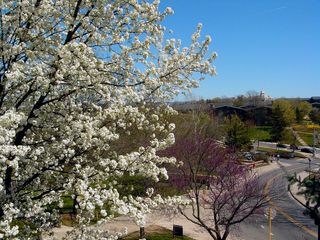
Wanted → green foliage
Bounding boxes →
[301,174,320,204]
[170,111,224,140]
[310,109,320,124]
[295,107,304,123]
[111,174,181,199]
[295,102,312,123]
[289,172,320,208]
[272,99,295,126]
[270,104,286,141]
[292,124,320,147]
[299,132,314,146]
[224,115,251,151]
[109,174,156,198]
[281,129,297,146]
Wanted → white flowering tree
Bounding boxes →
[0,0,216,238]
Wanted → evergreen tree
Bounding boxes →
[295,107,304,123]
[224,115,251,151]
[270,105,286,141]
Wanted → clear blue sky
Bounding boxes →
[160,0,320,99]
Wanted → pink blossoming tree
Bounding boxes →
[163,136,269,240]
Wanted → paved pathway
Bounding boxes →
[290,128,308,146]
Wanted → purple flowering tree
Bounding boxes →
[163,136,269,240]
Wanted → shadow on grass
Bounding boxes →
[121,225,195,240]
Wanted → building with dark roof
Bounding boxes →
[211,105,249,122]
[310,97,320,103]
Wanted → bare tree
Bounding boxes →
[246,90,261,106]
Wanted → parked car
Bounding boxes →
[279,152,295,159]
[277,143,287,148]
[290,144,299,151]
[300,147,314,154]
[243,152,254,161]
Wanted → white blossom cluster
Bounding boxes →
[0,0,216,239]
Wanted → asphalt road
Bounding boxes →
[255,141,320,158]
[239,158,320,240]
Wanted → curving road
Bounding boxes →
[239,158,320,240]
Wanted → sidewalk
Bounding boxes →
[289,171,309,206]
[51,209,241,240]
[289,168,320,207]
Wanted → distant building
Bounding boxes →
[211,105,248,122]
[211,105,272,126]
[310,96,320,103]
[309,97,320,108]
[312,103,320,108]
[259,91,272,102]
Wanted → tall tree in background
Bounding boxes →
[295,101,312,123]
[170,111,224,141]
[310,109,320,124]
[270,100,295,142]
[224,115,251,151]
[270,105,286,141]
[0,0,216,238]
[272,100,295,125]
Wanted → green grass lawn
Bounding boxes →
[298,132,314,146]
[122,226,195,240]
[248,126,272,141]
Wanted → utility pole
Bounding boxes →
[308,158,312,172]
[269,207,272,240]
[314,128,316,158]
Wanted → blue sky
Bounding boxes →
[160,0,320,99]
